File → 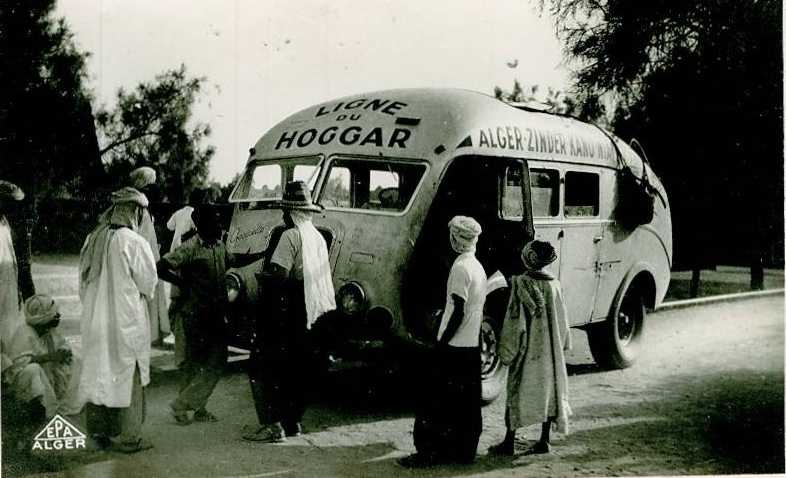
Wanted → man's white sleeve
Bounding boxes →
[129,236,158,299]
[447,264,471,301]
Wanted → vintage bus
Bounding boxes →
[226,88,672,401]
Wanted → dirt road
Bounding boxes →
[8,295,784,477]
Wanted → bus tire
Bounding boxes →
[480,316,505,403]
[587,289,646,369]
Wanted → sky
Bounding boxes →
[57,0,571,184]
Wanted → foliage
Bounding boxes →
[96,65,215,203]
[217,173,242,201]
[0,0,104,199]
[494,80,606,124]
[538,0,783,267]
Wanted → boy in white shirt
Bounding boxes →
[400,216,487,467]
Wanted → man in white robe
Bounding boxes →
[130,166,170,343]
[0,180,25,383]
[78,187,158,453]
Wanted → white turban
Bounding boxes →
[129,166,156,189]
[448,215,482,254]
[111,187,149,207]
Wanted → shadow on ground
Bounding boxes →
[519,369,785,476]
[4,366,783,477]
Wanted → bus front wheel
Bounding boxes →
[587,289,646,369]
[480,316,505,403]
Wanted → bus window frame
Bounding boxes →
[317,154,431,217]
[563,169,602,219]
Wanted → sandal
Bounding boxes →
[488,441,515,456]
[109,438,154,454]
[169,402,191,426]
[241,423,286,443]
[523,441,551,455]
[194,409,219,423]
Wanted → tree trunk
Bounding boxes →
[751,254,765,291]
[690,268,701,298]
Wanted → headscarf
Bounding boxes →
[79,188,149,288]
[289,210,336,328]
[24,294,59,327]
[448,215,482,254]
[129,166,156,190]
[521,240,557,272]
[0,180,24,201]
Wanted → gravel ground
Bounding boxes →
[4,295,783,478]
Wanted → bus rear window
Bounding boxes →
[565,171,599,217]
[320,158,426,212]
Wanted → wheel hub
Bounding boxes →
[617,310,635,344]
[480,321,498,375]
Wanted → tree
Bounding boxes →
[494,79,606,124]
[0,0,105,199]
[96,65,215,203]
[0,0,106,295]
[539,0,783,287]
[217,173,242,201]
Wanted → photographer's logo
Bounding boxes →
[32,414,86,451]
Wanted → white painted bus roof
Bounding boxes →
[249,88,647,174]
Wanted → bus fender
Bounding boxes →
[607,261,657,322]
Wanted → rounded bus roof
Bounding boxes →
[249,88,650,177]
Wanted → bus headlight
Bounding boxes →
[225,273,243,303]
[337,282,366,317]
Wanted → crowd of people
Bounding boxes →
[0,168,573,466]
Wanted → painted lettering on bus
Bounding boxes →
[275,126,412,150]
[477,126,616,161]
[315,99,409,118]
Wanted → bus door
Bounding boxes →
[559,169,603,325]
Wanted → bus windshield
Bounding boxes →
[230,156,322,203]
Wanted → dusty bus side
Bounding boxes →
[527,149,672,369]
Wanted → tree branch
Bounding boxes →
[99,130,161,157]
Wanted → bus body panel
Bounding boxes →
[228,88,672,364]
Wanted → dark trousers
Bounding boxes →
[172,310,227,412]
[248,347,308,427]
[249,279,310,427]
[413,345,482,464]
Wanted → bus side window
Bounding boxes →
[530,169,559,217]
[565,171,600,217]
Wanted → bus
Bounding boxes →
[226,88,672,401]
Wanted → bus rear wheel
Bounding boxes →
[588,289,646,369]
